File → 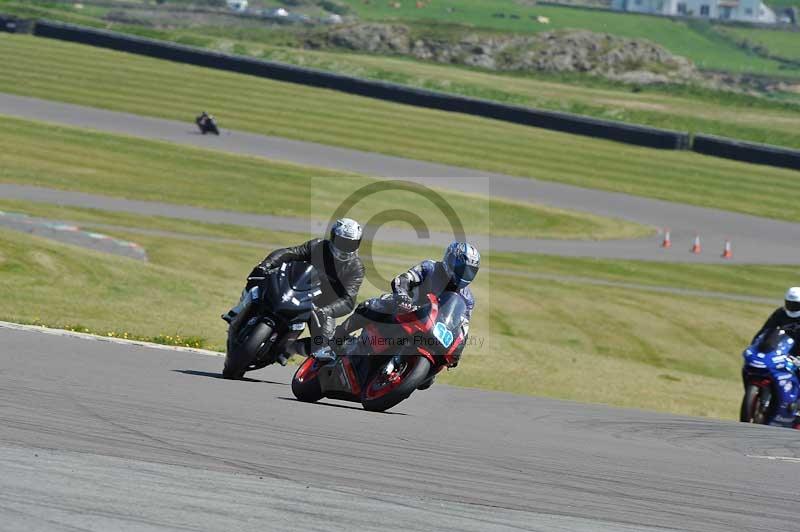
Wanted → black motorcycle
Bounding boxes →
[223,261,322,379]
[196,114,219,135]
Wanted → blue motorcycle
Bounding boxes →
[740,326,800,428]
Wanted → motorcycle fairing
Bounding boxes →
[317,356,362,400]
[742,329,800,427]
[264,262,321,321]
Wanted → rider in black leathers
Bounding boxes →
[222,218,365,362]
[752,287,800,343]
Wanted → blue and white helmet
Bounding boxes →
[329,218,363,261]
[785,287,800,318]
[442,242,480,289]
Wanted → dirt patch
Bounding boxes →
[29,250,59,273]
[593,99,669,111]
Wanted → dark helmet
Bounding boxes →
[329,218,362,261]
[442,242,480,289]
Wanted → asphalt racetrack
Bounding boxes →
[1,324,799,532]
[2,93,800,264]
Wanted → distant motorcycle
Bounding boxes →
[740,325,800,428]
[291,291,466,412]
[223,262,322,379]
[196,113,219,135]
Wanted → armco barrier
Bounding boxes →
[0,16,33,34]
[693,134,800,171]
[33,21,689,150]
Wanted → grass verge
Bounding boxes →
[250,46,800,149]
[1,35,799,224]
[0,115,649,240]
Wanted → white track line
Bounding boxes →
[0,320,224,357]
[747,455,800,464]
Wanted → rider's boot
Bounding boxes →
[312,345,337,364]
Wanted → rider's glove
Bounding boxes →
[449,340,466,368]
[250,260,279,277]
[246,264,272,289]
[311,306,330,328]
[395,293,414,314]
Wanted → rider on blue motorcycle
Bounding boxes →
[222,218,365,363]
[323,242,480,371]
[752,287,800,343]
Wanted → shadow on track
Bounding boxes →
[276,396,407,415]
[172,369,288,386]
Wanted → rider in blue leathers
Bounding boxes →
[323,242,480,371]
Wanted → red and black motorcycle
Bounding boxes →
[291,291,466,412]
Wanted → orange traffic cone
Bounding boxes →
[661,228,672,248]
[690,235,702,254]
[721,240,733,259]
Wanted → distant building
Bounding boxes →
[611,0,777,23]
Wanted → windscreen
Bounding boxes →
[436,291,467,333]
[759,328,786,353]
[289,262,321,291]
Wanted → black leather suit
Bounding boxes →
[752,307,800,344]
[254,238,365,356]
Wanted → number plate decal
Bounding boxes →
[433,322,454,348]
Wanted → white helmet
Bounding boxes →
[785,287,800,318]
[329,218,362,261]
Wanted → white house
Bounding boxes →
[611,0,776,23]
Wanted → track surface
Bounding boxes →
[1,326,799,532]
[2,93,800,263]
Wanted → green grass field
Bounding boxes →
[4,1,800,146]
[3,196,794,299]
[0,199,791,420]
[4,0,798,78]
[717,26,800,63]
[335,0,797,77]
[253,45,800,148]
[2,34,800,225]
[0,115,648,240]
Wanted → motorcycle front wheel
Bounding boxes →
[223,322,273,379]
[361,355,431,412]
[740,384,771,424]
[291,357,324,402]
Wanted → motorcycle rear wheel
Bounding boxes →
[361,356,431,412]
[223,322,272,379]
[740,384,771,424]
